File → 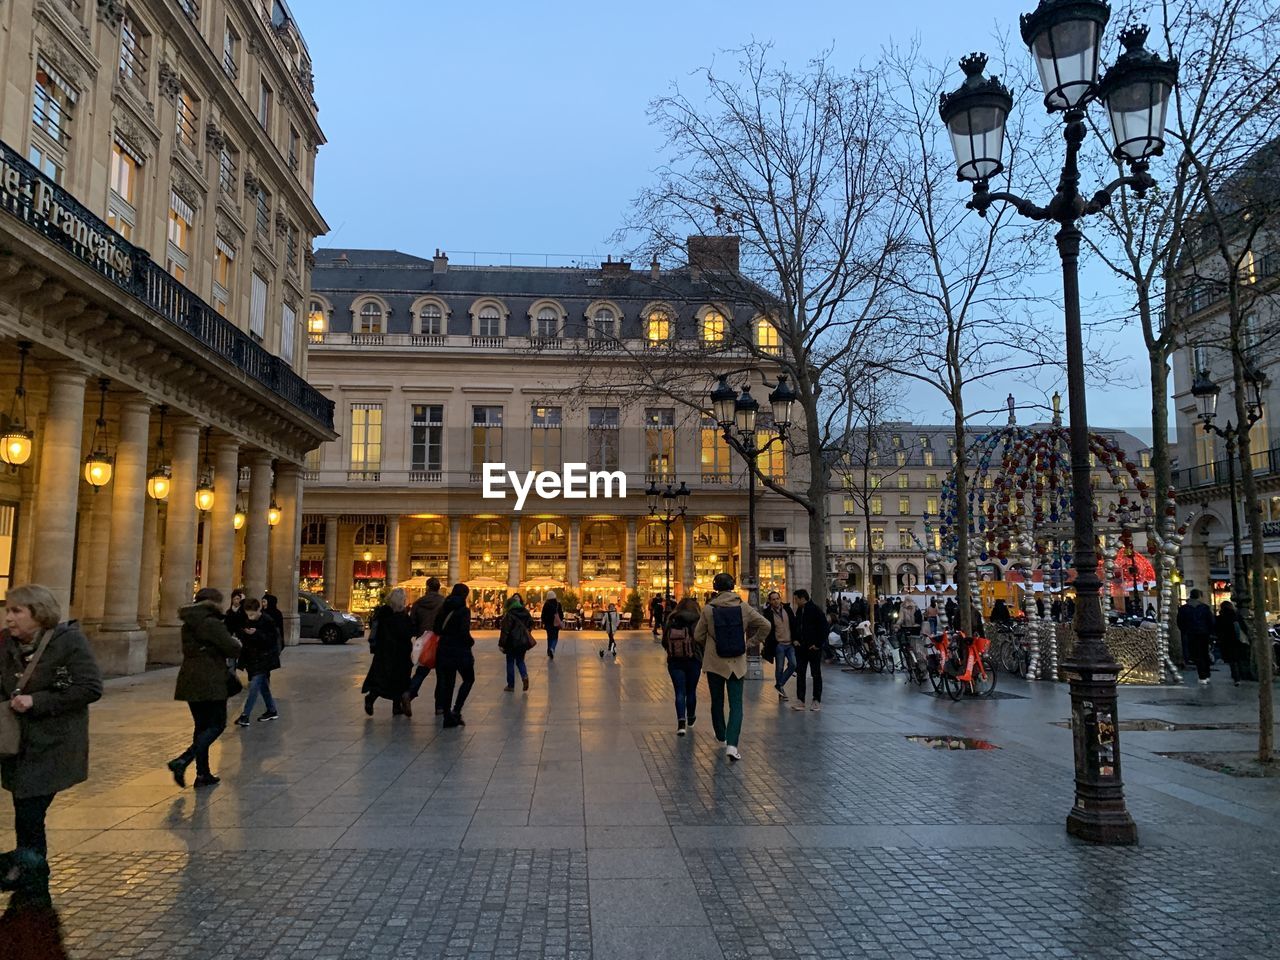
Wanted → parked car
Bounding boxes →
[297,591,365,644]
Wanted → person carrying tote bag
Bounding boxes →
[1,583,103,907]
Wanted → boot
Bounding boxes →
[522,676,529,691]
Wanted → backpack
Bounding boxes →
[666,622,696,660]
[711,605,747,658]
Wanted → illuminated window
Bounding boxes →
[701,310,725,343]
[899,496,910,515]
[925,473,938,488]
[107,142,140,239]
[307,301,327,337]
[756,423,785,481]
[843,528,858,549]
[531,406,562,471]
[870,496,882,515]
[924,450,934,466]
[212,237,235,316]
[871,474,881,489]
[166,191,194,281]
[843,496,855,514]
[871,527,885,550]
[701,415,731,480]
[645,408,675,479]
[646,309,670,343]
[926,497,938,515]
[898,475,908,489]
[756,317,780,354]
[898,526,914,549]
[350,404,383,472]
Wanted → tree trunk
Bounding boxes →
[952,407,973,634]
[1147,332,1178,658]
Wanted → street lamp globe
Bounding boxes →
[645,480,661,514]
[1244,363,1267,421]
[195,474,215,512]
[0,427,33,466]
[1096,25,1179,163]
[1190,370,1221,425]
[675,481,691,514]
[267,500,282,527]
[83,451,113,488]
[938,53,1014,182]
[146,466,172,501]
[710,375,737,429]
[1019,0,1111,111]
[233,505,246,530]
[768,374,796,432]
[734,384,759,437]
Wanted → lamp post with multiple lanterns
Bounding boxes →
[645,479,691,608]
[710,373,795,607]
[939,0,1178,844]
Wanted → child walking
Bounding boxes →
[234,597,281,725]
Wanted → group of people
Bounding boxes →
[1176,589,1250,685]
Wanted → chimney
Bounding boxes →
[600,254,631,275]
[433,249,449,273]
[334,251,349,267]
[650,255,660,281]
[687,235,739,279]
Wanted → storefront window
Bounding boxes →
[759,556,787,599]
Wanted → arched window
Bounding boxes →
[701,310,725,343]
[693,522,729,549]
[301,521,325,545]
[639,521,670,549]
[357,301,384,334]
[417,521,448,550]
[593,307,617,341]
[354,522,386,545]
[478,304,502,337]
[535,306,559,339]
[526,521,566,549]
[469,520,506,551]
[419,302,443,335]
[307,300,327,336]
[582,521,621,553]
[756,317,780,354]
[646,309,670,343]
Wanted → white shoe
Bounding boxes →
[726,745,741,762]
[791,702,806,711]
[810,702,822,712]
[1199,678,1210,686]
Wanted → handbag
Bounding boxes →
[226,659,244,698]
[415,632,439,668]
[0,630,55,760]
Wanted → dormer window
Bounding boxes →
[593,307,617,340]
[357,301,384,334]
[535,307,559,339]
[701,310,726,343]
[478,305,501,338]
[646,309,670,343]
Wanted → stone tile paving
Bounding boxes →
[1,632,1278,958]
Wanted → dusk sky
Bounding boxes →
[302,0,1159,440]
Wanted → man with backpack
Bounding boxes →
[693,572,771,762]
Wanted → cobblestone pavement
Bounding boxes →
[2,632,1278,959]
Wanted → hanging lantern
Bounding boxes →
[267,499,282,527]
[195,427,215,512]
[0,341,34,467]
[146,405,171,501]
[233,504,246,530]
[83,379,114,489]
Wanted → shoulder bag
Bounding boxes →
[0,630,54,760]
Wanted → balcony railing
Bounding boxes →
[1173,445,1280,489]
[347,470,381,482]
[0,139,334,430]
[409,470,443,483]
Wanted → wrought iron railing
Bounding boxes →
[1173,445,1280,489]
[0,139,333,430]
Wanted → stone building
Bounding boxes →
[0,0,332,672]
[302,244,810,618]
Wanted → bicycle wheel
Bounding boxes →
[879,643,896,674]
[971,654,998,697]
[943,674,965,701]
[1013,645,1030,679]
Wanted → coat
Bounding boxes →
[540,598,562,631]
[499,607,535,655]
[361,604,415,698]
[693,592,771,680]
[1215,609,1246,662]
[1176,599,1214,639]
[174,602,242,702]
[435,596,474,667]
[792,601,828,655]
[410,590,445,636]
[1,622,103,799]
[235,616,281,677]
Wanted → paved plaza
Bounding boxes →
[3,631,1279,959]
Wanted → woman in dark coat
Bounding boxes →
[541,590,563,659]
[1,583,103,903]
[435,583,475,728]
[498,594,535,692]
[1216,600,1247,685]
[169,588,242,789]
[362,588,415,717]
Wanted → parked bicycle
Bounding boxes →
[941,631,998,700]
[989,624,1031,679]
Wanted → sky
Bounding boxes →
[300,0,1162,441]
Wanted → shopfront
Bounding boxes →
[409,519,449,580]
[350,522,387,614]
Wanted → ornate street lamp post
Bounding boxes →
[1191,365,1266,617]
[645,479,691,607]
[710,374,795,606]
[940,0,1177,845]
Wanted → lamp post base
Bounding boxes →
[1066,806,1138,845]
[1063,657,1138,846]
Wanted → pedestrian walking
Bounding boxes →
[600,603,621,658]
[435,583,476,728]
[944,596,959,627]
[168,588,242,789]
[262,593,285,640]
[233,598,281,726]
[224,588,246,635]
[1,584,102,907]
[791,589,827,712]
[1176,589,1216,685]
[923,599,940,636]
[408,578,445,709]
[663,598,702,736]
[763,591,796,701]
[1215,600,1248,686]
[499,594,535,691]
[990,598,1012,626]
[693,573,770,762]
[361,587,415,717]
[541,590,563,660]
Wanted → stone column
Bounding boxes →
[508,517,521,589]
[448,516,462,584]
[682,517,695,597]
[98,397,152,675]
[206,437,241,599]
[154,421,200,663]
[79,494,113,626]
[242,451,273,598]
[567,517,581,588]
[324,516,339,602]
[136,498,159,628]
[625,516,637,590]
[269,463,303,645]
[386,515,401,587]
[31,369,86,617]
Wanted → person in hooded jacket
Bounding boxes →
[262,593,285,640]
[408,577,446,708]
[435,583,476,727]
[1,584,102,906]
[662,597,702,736]
[499,594,535,692]
[233,597,281,726]
[361,588,415,717]
[168,588,242,788]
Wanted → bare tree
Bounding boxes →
[592,42,910,608]
[877,43,1060,633]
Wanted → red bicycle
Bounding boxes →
[941,631,998,700]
